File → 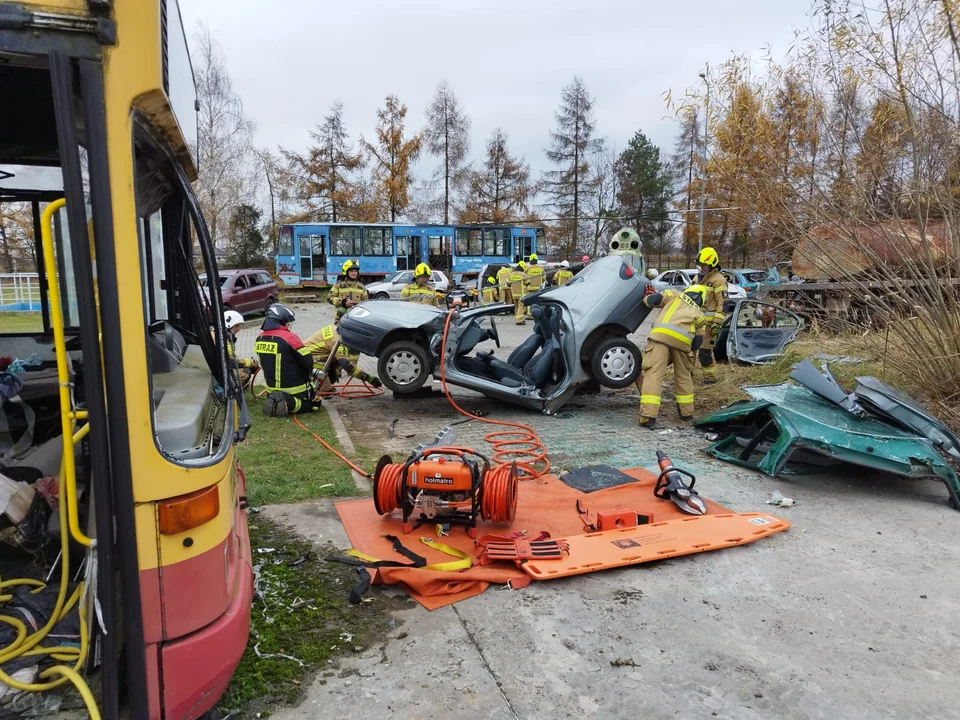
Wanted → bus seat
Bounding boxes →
[152,366,215,457]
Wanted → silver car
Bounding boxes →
[339,256,650,414]
[649,268,747,300]
[365,269,450,300]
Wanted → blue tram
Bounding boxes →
[275,222,542,286]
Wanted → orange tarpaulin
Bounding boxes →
[335,468,739,610]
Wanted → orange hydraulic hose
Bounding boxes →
[249,369,384,400]
[292,414,372,478]
[438,307,549,479]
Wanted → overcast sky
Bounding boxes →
[180,0,814,180]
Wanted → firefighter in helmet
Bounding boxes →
[694,247,728,384]
[482,276,499,305]
[255,303,322,417]
[223,310,259,386]
[400,263,441,306]
[328,259,368,324]
[303,323,382,393]
[508,261,527,325]
[523,254,545,318]
[638,284,709,429]
[554,260,574,287]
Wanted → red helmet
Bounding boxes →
[581,255,590,263]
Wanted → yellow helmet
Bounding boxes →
[528,253,539,262]
[342,259,359,275]
[685,284,709,306]
[415,263,432,278]
[696,247,719,268]
[487,276,497,285]
[518,261,527,271]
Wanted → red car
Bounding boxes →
[204,269,279,315]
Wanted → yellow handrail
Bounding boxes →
[39,198,93,548]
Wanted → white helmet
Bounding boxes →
[560,260,570,268]
[224,310,244,330]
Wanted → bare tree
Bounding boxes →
[424,82,471,224]
[586,142,620,257]
[194,22,256,251]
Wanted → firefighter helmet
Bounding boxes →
[560,260,570,268]
[224,310,244,330]
[696,247,720,269]
[342,259,360,275]
[415,263,432,278]
[684,284,709,306]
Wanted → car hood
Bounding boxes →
[347,300,444,326]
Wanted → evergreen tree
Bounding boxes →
[226,204,266,267]
[424,82,471,224]
[616,130,671,251]
[462,129,531,223]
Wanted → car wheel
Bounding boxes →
[374,292,390,300]
[378,341,430,394]
[590,336,641,389]
[264,296,276,314]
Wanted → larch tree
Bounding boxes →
[194,22,255,252]
[362,95,423,222]
[670,106,702,265]
[424,82,471,224]
[585,142,621,257]
[461,129,532,223]
[542,77,602,255]
[283,100,364,223]
[855,97,909,216]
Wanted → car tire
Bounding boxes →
[374,292,390,300]
[378,341,430,394]
[590,336,641,389]
[264,296,276,314]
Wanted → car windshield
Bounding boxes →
[742,271,767,283]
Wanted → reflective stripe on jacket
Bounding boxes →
[255,327,313,394]
[698,268,728,324]
[649,290,706,351]
[400,283,440,306]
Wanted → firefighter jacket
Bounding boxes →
[645,290,707,352]
[525,264,545,290]
[302,325,369,382]
[255,327,313,394]
[496,266,512,290]
[401,282,441,306]
[554,269,574,286]
[697,268,729,326]
[508,268,526,296]
[328,280,368,318]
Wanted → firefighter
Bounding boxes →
[496,264,513,306]
[694,247,729,385]
[303,323,382,392]
[224,310,259,386]
[481,276,499,305]
[400,263,441,306]
[256,303,321,417]
[328,259,368,324]
[638,284,709,429]
[554,260,574,287]
[523,254,545,318]
[508,261,527,325]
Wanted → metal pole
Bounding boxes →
[697,70,710,253]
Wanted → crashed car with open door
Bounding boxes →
[338,256,650,413]
[713,300,803,364]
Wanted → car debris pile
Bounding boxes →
[695,360,960,509]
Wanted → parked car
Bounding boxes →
[338,256,651,414]
[649,269,747,301]
[201,268,278,315]
[365,269,450,300]
[723,269,775,296]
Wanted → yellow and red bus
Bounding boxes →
[0,0,252,717]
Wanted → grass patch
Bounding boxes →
[695,331,915,416]
[238,395,381,505]
[0,313,43,334]
[220,517,410,717]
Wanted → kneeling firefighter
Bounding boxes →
[401,263,441,306]
[694,247,728,384]
[638,285,709,429]
[255,303,322,417]
[303,324,382,392]
[224,310,259,386]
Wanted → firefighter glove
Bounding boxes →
[368,376,383,388]
[644,293,663,308]
[711,323,722,336]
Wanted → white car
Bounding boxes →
[648,268,747,301]
[365,269,450,300]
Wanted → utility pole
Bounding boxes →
[697,68,710,253]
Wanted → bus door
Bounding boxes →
[428,233,452,274]
[298,233,313,281]
[396,234,420,270]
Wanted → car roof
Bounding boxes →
[728,268,763,274]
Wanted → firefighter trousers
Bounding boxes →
[640,340,695,419]
[514,298,526,323]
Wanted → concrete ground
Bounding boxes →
[238,303,960,720]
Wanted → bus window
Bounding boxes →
[277,226,294,256]
[363,227,392,256]
[331,226,362,256]
[133,123,231,465]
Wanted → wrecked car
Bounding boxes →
[338,256,650,414]
[695,361,960,510]
[713,300,803,364]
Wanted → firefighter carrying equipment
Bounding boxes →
[641,290,705,421]
[654,450,706,515]
[303,324,380,390]
[372,447,519,537]
[697,246,720,268]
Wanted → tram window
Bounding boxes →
[362,227,391,256]
[331,226,362,256]
[278,226,294,255]
[483,229,508,256]
[455,228,482,256]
